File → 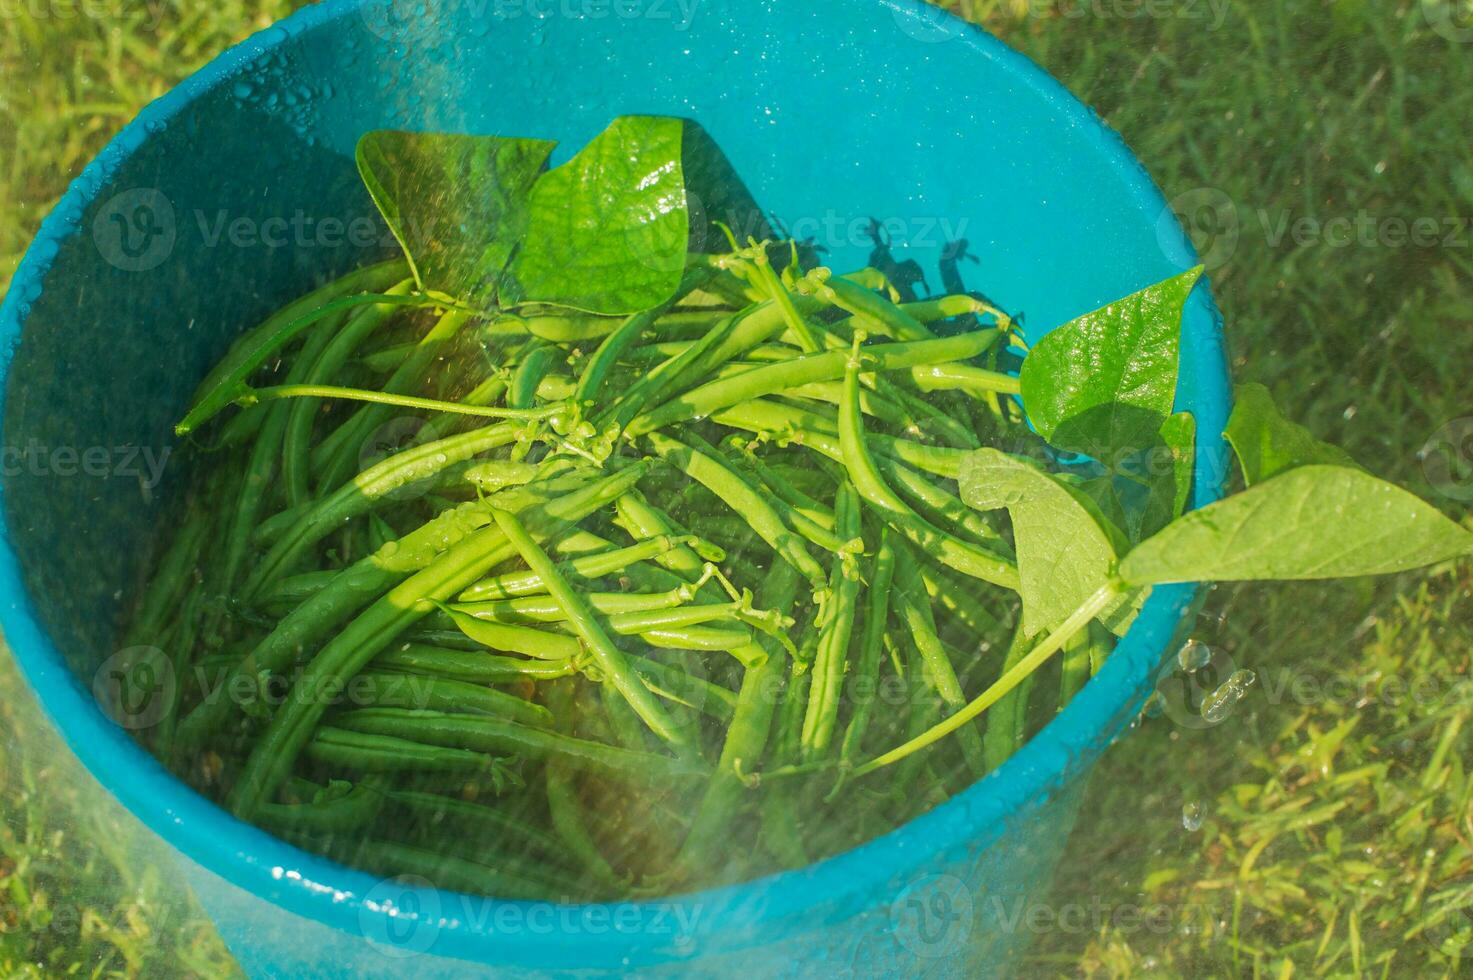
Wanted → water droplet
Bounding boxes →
[1176,638,1211,672]
[1201,668,1256,723]
[1182,801,1204,831]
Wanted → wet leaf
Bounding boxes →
[356,130,556,306]
[506,116,769,315]
[961,448,1133,635]
[1020,266,1203,461]
[1120,465,1473,585]
[1225,381,1358,486]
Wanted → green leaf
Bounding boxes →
[677,120,775,254]
[1224,382,1358,486]
[1159,411,1197,520]
[1020,266,1203,461]
[1119,465,1473,586]
[1076,473,1133,540]
[506,116,769,315]
[961,448,1126,636]
[1072,411,1196,547]
[356,131,556,306]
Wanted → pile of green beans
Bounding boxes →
[124,244,1102,899]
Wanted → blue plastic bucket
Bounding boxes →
[0,1,1228,975]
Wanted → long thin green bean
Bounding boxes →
[227,465,651,816]
[490,506,687,746]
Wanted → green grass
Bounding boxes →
[965,1,1473,975]
[2,7,297,976]
[2,1,1471,977]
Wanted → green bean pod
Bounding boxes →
[331,708,705,783]
[544,683,636,892]
[241,422,524,597]
[835,344,1019,591]
[227,464,650,817]
[627,329,1000,436]
[838,527,897,770]
[891,547,986,779]
[641,625,755,652]
[373,646,577,684]
[255,781,384,834]
[432,604,584,660]
[800,483,862,758]
[804,273,935,342]
[175,499,502,748]
[675,562,800,876]
[458,534,698,602]
[351,671,554,728]
[490,505,687,746]
[644,431,828,594]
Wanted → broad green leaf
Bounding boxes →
[1225,382,1358,485]
[1119,465,1473,586]
[506,116,769,315]
[1019,267,1203,461]
[1076,473,1133,540]
[961,448,1126,636]
[1159,411,1197,520]
[356,131,556,306]
[677,120,774,254]
[1074,411,1196,546]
